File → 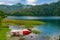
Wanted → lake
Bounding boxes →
[7,16,60,40]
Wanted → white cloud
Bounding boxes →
[0,2,5,4]
[0,2,13,5]
[0,0,21,5]
[26,0,37,5]
[0,0,58,5]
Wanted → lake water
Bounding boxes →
[7,16,60,40]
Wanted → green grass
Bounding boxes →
[3,20,45,25]
[0,26,10,40]
[0,20,45,40]
[32,30,41,34]
[2,20,45,28]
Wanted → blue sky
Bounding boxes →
[0,0,58,5]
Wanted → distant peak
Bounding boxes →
[15,3,24,6]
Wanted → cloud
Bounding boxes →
[0,0,58,5]
[36,0,58,5]
[0,2,5,4]
[0,2,13,5]
[26,0,37,5]
[0,0,21,5]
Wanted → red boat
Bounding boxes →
[11,29,31,36]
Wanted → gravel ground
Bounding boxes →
[6,33,40,40]
[7,33,59,40]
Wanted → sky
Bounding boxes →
[0,0,59,5]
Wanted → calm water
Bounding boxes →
[8,16,60,40]
[5,16,60,20]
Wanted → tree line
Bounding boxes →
[9,0,60,16]
[0,0,60,16]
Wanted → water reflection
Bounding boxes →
[5,16,60,20]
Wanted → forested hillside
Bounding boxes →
[0,0,60,16]
[0,3,32,13]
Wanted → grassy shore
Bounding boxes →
[0,26,10,40]
[3,20,45,28]
[0,20,45,40]
[3,20,45,25]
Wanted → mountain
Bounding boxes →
[0,3,32,13]
[0,1,60,16]
[10,1,60,16]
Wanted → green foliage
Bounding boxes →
[59,36,60,40]
[25,25,34,28]
[9,1,60,16]
[0,26,10,40]
[0,11,7,26]
[32,30,41,34]
[3,20,45,28]
[0,1,60,16]
[53,6,60,16]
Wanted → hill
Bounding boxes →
[10,1,60,16]
[0,3,32,13]
[0,1,60,16]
